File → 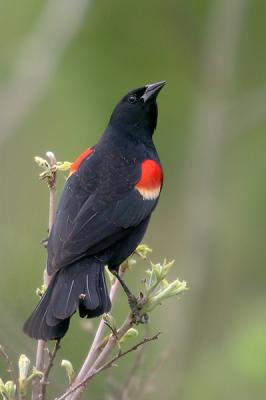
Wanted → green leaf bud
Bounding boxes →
[61,360,75,384]
[119,328,139,344]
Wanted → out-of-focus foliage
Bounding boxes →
[0,1,265,399]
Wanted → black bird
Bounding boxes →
[23,81,165,340]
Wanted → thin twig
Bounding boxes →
[0,345,19,399]
[55,333,160,400]
[32,152,57,400]
[41,340,61,399]
[46,152,57,232]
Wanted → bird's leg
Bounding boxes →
[110,269,147,324]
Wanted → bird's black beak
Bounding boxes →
[141,81,166,103]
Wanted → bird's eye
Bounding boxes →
[128,94,137,104]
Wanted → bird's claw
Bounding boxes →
[128,294,148,324]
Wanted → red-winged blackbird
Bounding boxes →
[23,81,165,340]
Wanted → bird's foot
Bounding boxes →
[128,294,148,324]
[110,269,149,324]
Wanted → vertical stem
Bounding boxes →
[32,152,57,400]
[44,151,57,287]
[41,340,61,400]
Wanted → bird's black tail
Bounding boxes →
[23,258,111,340]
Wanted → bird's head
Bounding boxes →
[109,81,166,137]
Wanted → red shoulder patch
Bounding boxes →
[135,160,163,200]
[70,147,93,175]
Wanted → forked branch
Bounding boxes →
[55,333,160,400]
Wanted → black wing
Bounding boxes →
[47,150,160,274]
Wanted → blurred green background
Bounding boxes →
[0,0,266,399]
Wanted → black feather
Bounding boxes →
[23,258,111,340]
